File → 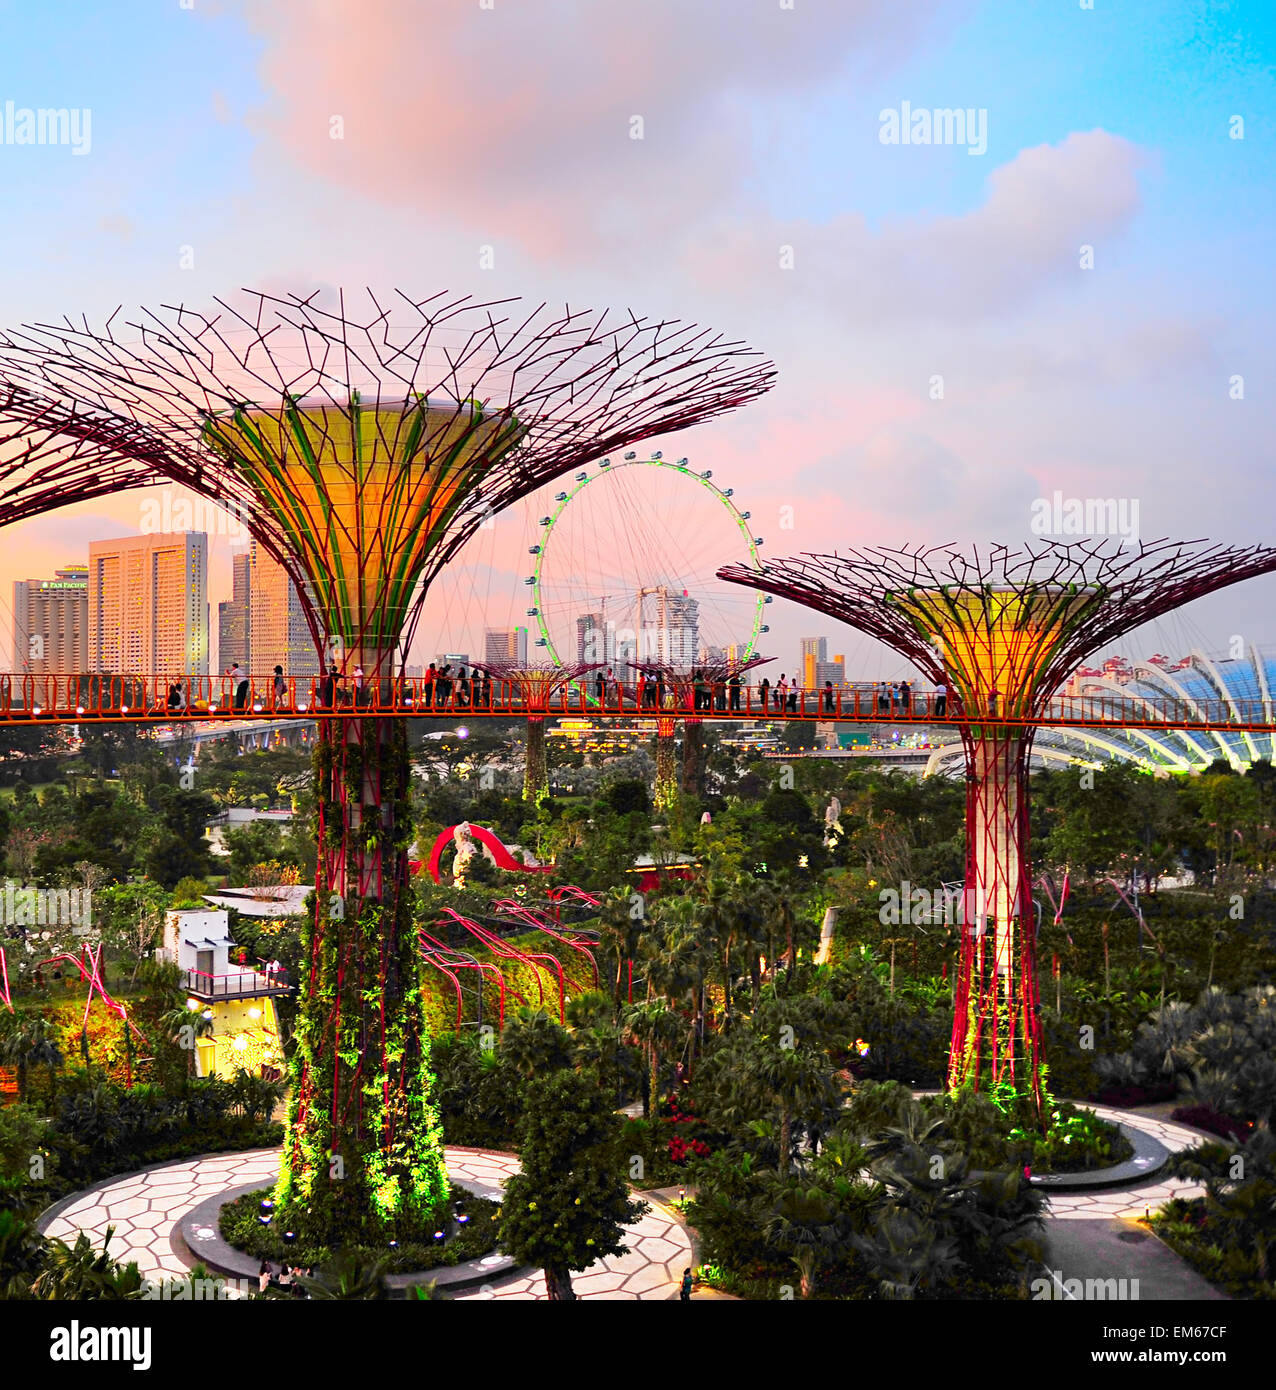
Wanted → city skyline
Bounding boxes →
[0,3,1272,679]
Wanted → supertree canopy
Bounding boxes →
[470,659,601,803]
[0,287,774,1240]
[720,538,1276,1112]
[634,653,772,805]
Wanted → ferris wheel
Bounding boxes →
[524,452,771,672]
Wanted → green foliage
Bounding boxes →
[1153,1124,1276,1296]
[497,1069,648,1298]
[220,1186,499,1274]
[29,1227,145,1300]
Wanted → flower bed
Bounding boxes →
[219,1186,501,1274]
[1149,1197,1276,1299]
[1010,1105,1134,1174]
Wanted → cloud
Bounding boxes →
[686,130,1148,324]
[236,0,969,258]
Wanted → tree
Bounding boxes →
[621,1001,683,1120]
[30,1226,145,1300]
[497,1069,648,1300]
[0,1013,63,1104]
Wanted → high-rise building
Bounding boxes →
[434,652,469,671]
[576,611,605,665]
[724,641,754,683]
[816,656,845,687]
[801,636,829,689]
[248,539,319,679]
[88,533,209,676]
[12,565,89,674]
[637,587,698,669]
[486,626,528,666]
[217,550,251,671]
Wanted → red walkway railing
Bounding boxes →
[0,672,1269,732]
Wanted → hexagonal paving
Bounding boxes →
[1043,1106,1209,1219]
[39,1145,693,1300]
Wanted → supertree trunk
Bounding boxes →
[654,717,678,811]
[682,720,705,799]
[524,717,548,803]
[947,731,1044,1110]
[278,707,448,1236]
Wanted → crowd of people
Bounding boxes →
[160,665,954,721]
[259,1260,313,1298]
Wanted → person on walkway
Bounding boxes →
[272,665,287,710]
[728,674,741,711]
[480,671,492,709]
[775,673,788,711]
[877,682,889,714]
[594,668,606,703]
[680,1267,694,1301]
[228,663,249,712]
[456,666,470,708]
[899,679,911,714]
[319,662,338,710]
[823,680,835,715]
[167,680,186,712]
[423,662,436,710]
[759,676,770,710]
[258,1260,272,1295]
[934,680,947,718]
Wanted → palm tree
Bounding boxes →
[731,1031,839,1175]
[851,1208,961,1300]
[0,1013,63,1104]
[297,1249,392,1300]
[764,1185,844,1297]
[31,1227,145,1300]
[621,1001,683,1120]
[228,1067,285,1124]
[498,1008,572,1079]
[158,999,214,1077]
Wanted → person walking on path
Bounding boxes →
[680,1267,694,1301]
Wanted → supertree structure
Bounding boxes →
[470,659,600,802]
[0,287,774,1239]
[635,654,771,804]
[720,539,1276,1113]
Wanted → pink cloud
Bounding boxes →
[238,0,968,258]
[685,130,1148,323]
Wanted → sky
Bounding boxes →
[0,0,1273,678]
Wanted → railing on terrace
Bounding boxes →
[179,967,292,1000]
[0,672,1269,732]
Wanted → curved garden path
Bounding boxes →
[1040,1104,1226,1301]
[38,1146,693,1300]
